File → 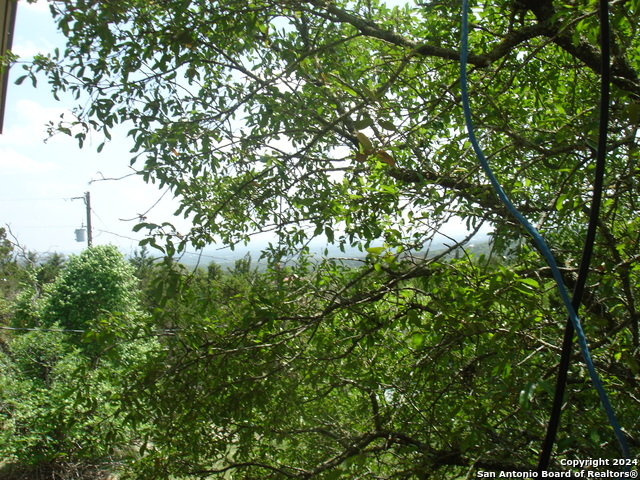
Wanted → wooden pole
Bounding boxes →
[85,191,93,247]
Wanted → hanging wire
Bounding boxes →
[460,0,630,461]
[537,0,616,470]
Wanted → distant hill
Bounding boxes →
[172,234,493,271]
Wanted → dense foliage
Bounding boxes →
[0,245,152,479]
[41,245,140,332]
[6,0,640,478]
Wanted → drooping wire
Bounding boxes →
[537,0,612,470]
[460,0,630,461]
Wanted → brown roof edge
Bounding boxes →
[0,0,19,134]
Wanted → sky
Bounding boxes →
[0,0,488,262]
[1,0,194,257]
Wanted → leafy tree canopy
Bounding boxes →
[22,0,640,257]
[0,228,24,302]
[41,245,140,332]
[14,0,640,478]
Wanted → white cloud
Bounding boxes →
[1,99,81,146]
[0,147,59,173]
[17,98,66,124]
[13,0,60,57]
[19,0,52,15]
[12,37,56,59]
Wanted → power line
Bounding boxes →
[0,325,180,336]
[0,326,85,333]
[0,197,68,202]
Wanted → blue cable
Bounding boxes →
[460,0,630,460]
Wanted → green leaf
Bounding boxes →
[517,278,539,288]
[356,131,374,153]
[353,118,374,129]
[378,119,397,131]
[409,332,424,348]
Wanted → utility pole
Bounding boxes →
[85,191,93,247]
[72,191,93,248]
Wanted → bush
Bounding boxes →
[42,245,139,332]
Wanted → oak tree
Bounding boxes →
[16,0,640,477]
